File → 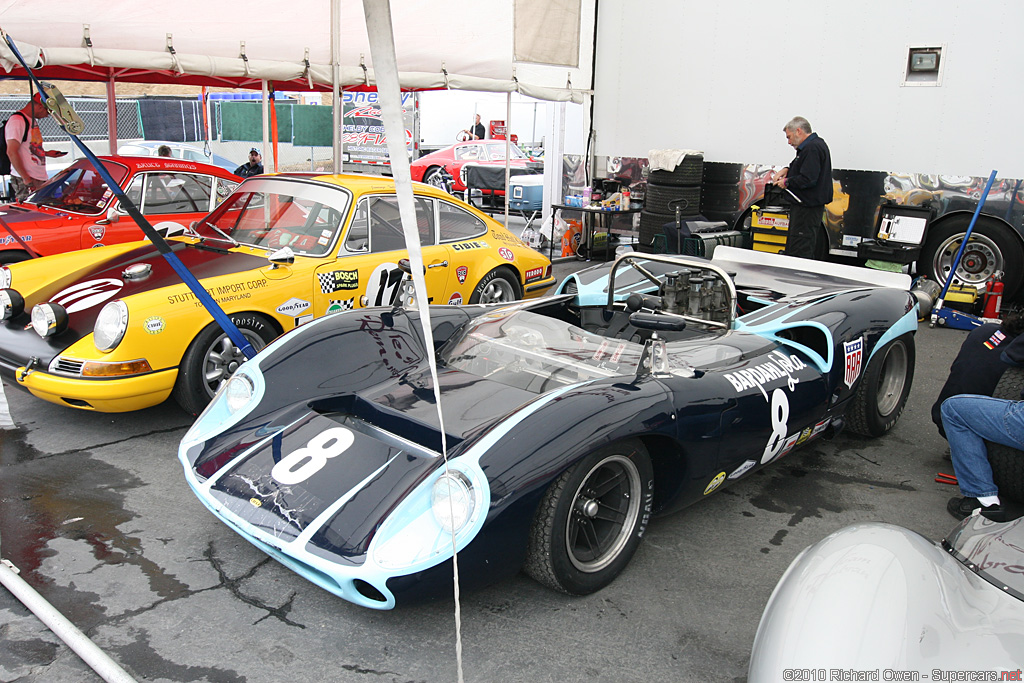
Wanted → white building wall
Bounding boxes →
[592,0,1024,177]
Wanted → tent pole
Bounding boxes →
[504,91,511,227]
[331,0,343,174]
[105,73,117,155]
[261,80,270,170]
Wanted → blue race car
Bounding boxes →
[178,247,918,609]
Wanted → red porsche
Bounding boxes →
[0,156,241,264]
[410,140,539,195]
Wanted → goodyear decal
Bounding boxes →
[319,269,359,293]
[451,240,487,252]
[0,235,31,244]
[276,298,311,316]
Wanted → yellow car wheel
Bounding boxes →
[469,267,522,304]
[172,313,277,415]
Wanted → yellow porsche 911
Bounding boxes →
[0,174,555,414]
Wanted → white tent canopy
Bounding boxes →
[0,0,589,103]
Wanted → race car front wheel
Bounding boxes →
[847,334,915,437]
[524,439,653,595]
[173,313,277,416]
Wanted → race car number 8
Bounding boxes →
[271,427,355,485]
[760,388,790,464]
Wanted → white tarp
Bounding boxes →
[0,0,588,103]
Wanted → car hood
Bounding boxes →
[0,203,88,229]
[185,365,537,564]
[0,241,268,366]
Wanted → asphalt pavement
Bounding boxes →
[0,255,973,683]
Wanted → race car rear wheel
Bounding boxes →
[847,334,915,437]
[173,313,277,416]
[524,439,653,595]
[985,365,1024,503]
[469,267,522,304]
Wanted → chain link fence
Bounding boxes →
[0,95,337,175]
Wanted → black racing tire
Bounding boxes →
[524,439,653,595]
[702,162,744,184]
[638,210,676,252]
[920,216,1024,300]
[468,266,522,304]
[847,334,915,437]
[646,154,703,186]
[0,250,31,265]
[644,183,701,216]
[986,365,1024,503]
[172,313,277,416]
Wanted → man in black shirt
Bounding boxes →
[771,117,832,259]
[462,114,485,141]
[234,148,264,178]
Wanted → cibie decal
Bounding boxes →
[498,247,515,262]
[844,337,864,388]
[52,278,124,314]
[727,460,757,480]
[448,292,463,305]
[456,266,468,284]
[451,240,487,252]
[276,298,311,316]
[703,472,726,495]
[144,316,165,334]
[88,225,105,241]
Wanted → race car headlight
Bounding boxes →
[93,300,129,351]
[224,374,255,415]
[0,288,24,320]
[431,471,475,533]
[372,464,486,571]
[0,266,11,289]
[30,303,68,338]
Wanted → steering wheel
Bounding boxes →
[455,130,472,142]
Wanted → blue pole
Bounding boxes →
[2,33,256,359]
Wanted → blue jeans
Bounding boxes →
[940,395,1024,498]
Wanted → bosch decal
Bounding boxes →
[498,247,515,262]
[843,337,863,388]
[52,278,124,313]
[456,266,468,284]
[318,269,359,293]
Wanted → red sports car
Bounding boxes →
[0,156,241,264]
[410,141,538,194]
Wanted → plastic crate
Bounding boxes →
[681,230,749,258]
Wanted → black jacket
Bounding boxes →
[786,132,832,206]
[234,162,263,178]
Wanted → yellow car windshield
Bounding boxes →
[199,177,352,256]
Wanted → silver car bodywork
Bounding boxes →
[748,517,1024,678]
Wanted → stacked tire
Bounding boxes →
[638,154,703,253]
[700,162,746,224]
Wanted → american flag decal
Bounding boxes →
[844,337,864,388]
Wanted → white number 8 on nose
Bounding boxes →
[271,427,355,485]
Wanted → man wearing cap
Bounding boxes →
[234,148,263,178]
[5,91,66,202]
